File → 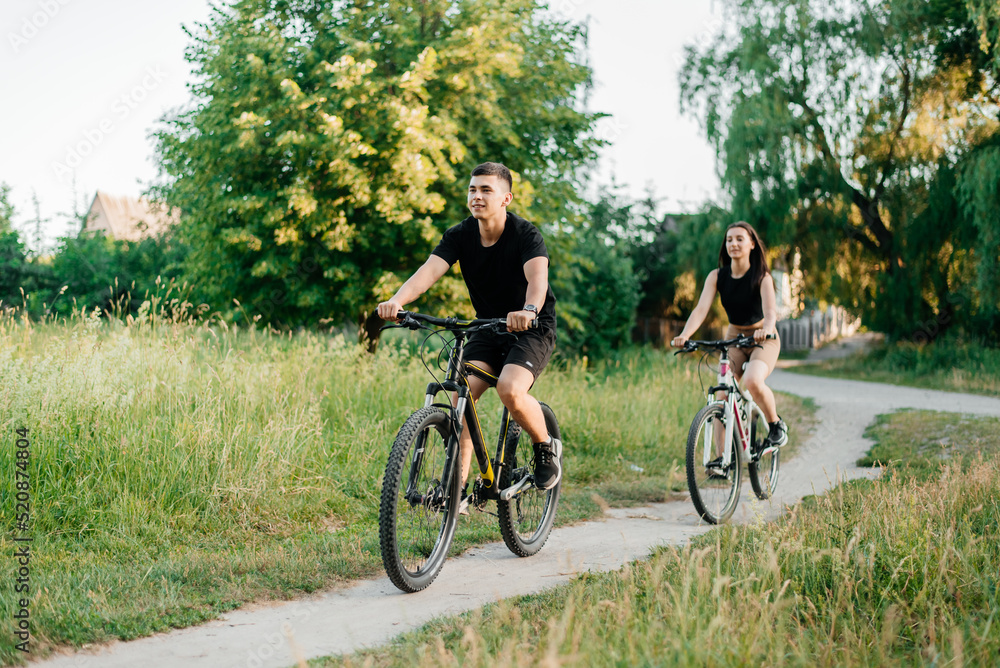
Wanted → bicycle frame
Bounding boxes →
[417,326,520,502]
[702,347,759,469]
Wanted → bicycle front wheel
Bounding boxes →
[748,404,779,499]
[497,402,561,557]
[379,407,460,592]
[685,403,741,524]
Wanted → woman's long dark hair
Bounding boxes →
[718,221,770,291]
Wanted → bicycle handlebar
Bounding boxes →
[391,311,538,333]
[674,333,775,355]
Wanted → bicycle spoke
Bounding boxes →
[686,404,740,524]
[498,403,561,557]
[380,408,458,592]
[749,405,780,500]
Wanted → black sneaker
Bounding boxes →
[532,437,562,490]
[764,418,788,448]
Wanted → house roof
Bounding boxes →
[82,191,179,241]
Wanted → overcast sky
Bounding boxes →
[0,0,722,247]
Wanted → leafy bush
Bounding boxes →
[42,231,188,316]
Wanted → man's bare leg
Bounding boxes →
[496,364,561,489]
[495,364,546,442]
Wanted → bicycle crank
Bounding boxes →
[499,474,533,501]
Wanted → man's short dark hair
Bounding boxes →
[471,162,513,192]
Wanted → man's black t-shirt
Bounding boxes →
[432,213,557,329]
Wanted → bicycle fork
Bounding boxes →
[705,399,751,469]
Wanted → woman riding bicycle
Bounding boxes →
[671,221,787,449]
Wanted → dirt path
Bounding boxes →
[33,368,1000,668]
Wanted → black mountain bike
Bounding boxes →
[378,311,562,592]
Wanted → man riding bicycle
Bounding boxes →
[376,162,562,493]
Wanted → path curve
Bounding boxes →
[33,372,1000,668]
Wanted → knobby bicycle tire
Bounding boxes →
[379,407,460,592]
[685,403,741,524]
[748,404,779,499]
[497,402,562,557]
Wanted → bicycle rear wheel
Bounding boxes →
[497,402,561,556]
[748,404,779,499]
[379,407,460,592]
[685,403,741,524]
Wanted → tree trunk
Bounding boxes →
[848,187,895,266]
[360,310,384,354]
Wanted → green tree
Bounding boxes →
[552,190,643,357]
[0,183,32,309]
[154,0,602,346]
[681,0,1000,339]
[956,137,1000,333]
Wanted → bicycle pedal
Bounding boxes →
[756,446,779,458]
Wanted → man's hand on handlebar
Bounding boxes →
[376,300,404,322]
[506,309,535,332]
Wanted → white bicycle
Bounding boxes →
[676,334,780,524]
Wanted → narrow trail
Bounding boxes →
[34,365,1000,668]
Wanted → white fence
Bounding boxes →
[776,306,861,351]
[634,306,860,351]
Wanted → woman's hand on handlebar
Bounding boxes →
[671,335,688,348]
[753,327,777,343]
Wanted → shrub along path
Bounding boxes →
[33,371,1000,668]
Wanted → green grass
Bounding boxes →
[776,347,813,361]
[319,410,1000,667]
[859,408,1000,481]
[0,308,814,664]
[791,338,1000,397]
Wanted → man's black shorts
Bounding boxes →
[464,326,556,380]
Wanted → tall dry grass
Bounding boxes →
[330,413,1000,667]
[2,301,799,663]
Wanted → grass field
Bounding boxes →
[319,409,1000,667]
[793,337,1000,397]
[0,309,814,665]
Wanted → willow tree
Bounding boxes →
[154,0,602,344]
[681,0,1000,339]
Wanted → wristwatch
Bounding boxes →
[522,304,538,314]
